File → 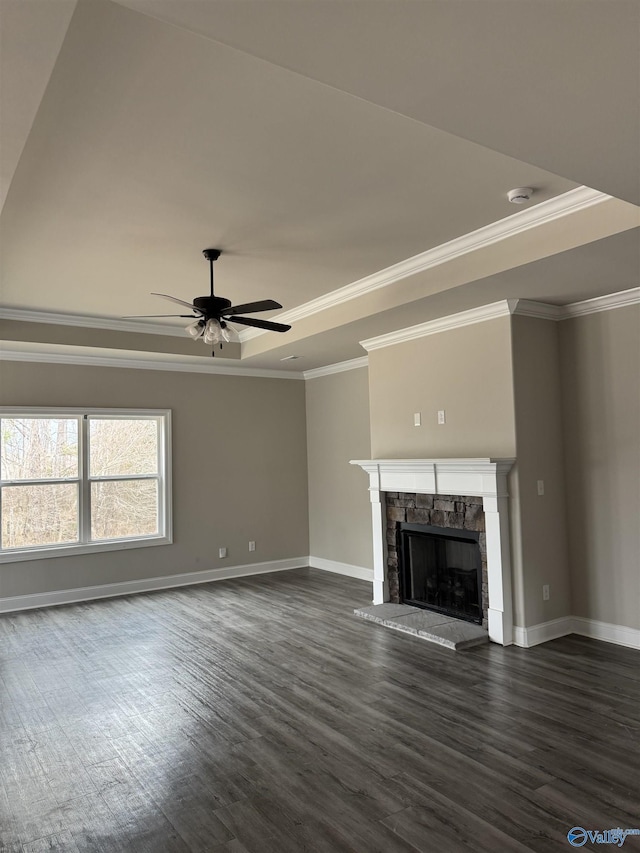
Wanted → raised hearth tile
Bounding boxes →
[384,611,452,634]
[419,620,488,650]
[354,604,488,650]
[354,603,419,623]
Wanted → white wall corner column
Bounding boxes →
[482,492,514,646]
[367,467,388,604]
[350,458,516,645]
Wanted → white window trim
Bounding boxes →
[0,407,172,563]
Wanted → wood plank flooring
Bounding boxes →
[1,568,639,852]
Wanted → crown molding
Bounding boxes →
[0,342,303,379]
[303,356,368,380]
[511,290,640,321]
[360,286,640,352]
[561,286,640,318]
[360,300,517,351]
[0,306,187,338]
[239,186,610,341]
[511,299,564,321]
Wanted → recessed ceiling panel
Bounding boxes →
[0,0,577,320]
[117,0,640,205]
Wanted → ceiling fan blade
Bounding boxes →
[151,292,204,313]
[228,316,291,332]
[122,314,196,318]
[223,299,283,316]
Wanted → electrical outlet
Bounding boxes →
[219,547,227,558]
[437,410,446,425]
[414,412,421,427]
[248,541,256,552]
[537,480,545,496]
[543,584,550,601]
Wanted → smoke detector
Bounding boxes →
[507,187,534,204]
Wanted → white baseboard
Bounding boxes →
[512,615,640,650]
[0,557,308,614]
[308,556,374,582]
[4,565,637,652]
[571,616,640,650]
[512,617,573,648]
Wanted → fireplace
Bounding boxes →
[350,458,515,645]
[387,492,488,626]
[398,523,483,624]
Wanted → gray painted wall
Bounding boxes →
[0,360,309,598]
[305,367,373,570]
[368,316,517,459]
[2,303,637,637]
[560,305,640,631]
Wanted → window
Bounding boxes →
[0,409,172,562]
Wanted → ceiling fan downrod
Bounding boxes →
[202,248,221,297]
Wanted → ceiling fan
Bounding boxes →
[124,249,291,354]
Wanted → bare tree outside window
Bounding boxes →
[89,419,158,477]
[0,412,169,556]
[89,419,159,540]
[1,418,79,548]
[1,417,78,480]
[2,483,78,548]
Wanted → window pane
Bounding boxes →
[1,483,79,548]
[91,479,159,540]
[89,419,158,477]
[1,418,78,480]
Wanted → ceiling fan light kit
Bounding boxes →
[202,317,232,345]
[125,249,291,355]
[186,319,205,338]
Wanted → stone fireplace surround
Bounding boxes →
[350,459,515,645]
[386,492,489,629]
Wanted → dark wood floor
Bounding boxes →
[1,568,639,852]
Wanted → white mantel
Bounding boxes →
[350,458,515,646]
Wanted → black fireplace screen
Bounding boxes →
[398,523,482,624]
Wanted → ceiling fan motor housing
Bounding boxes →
[193,295,232,315]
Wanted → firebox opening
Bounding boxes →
[398,523,483,625]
